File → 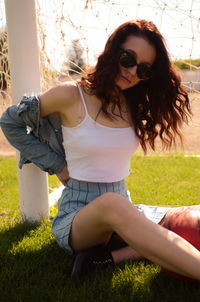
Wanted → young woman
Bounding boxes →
[1,19,199,280]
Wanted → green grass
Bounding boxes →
[126,152,200,206]
[0,154,200,302]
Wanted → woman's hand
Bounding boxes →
[56,163,69,185]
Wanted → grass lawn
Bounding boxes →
[0,153,200,302]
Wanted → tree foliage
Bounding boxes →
[0,28,10,91]
[68,39,85,75]
[174,58,200,70]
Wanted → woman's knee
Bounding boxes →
[98,192,122,206]
[97,192,132,218]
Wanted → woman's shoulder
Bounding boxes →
[54,80,80,101]
[40,81,80,117]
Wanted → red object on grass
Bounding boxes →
[160,206,200,281]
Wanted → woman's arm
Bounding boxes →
[0,99,66,175]
[0,82,77,181]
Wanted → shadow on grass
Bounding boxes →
[149,272,200,302]
[0,221,74,301]
[0,221,39,252]
[0,223,199,302]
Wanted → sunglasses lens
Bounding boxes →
[119,50,152,80]
[119,51,137,68]
[137,64,151,80]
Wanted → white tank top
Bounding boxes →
[62,85,139,182]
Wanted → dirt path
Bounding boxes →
[0,93,200,157]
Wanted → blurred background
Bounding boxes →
[0,0,200,155]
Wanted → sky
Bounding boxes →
[1,0,200,71]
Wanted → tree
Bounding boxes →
[174,58,200,70]
[68,39,85,75]
[0,28,10,91]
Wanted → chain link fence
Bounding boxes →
[0,0,199,153]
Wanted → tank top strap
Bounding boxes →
[77,84,89,116]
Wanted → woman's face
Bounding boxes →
[115,35,156,90]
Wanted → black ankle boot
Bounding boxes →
[71,245,114,278]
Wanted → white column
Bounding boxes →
[5,0,49,222]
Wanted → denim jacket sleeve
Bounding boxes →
[0,95,66,175]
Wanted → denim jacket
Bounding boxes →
[0,95,66,175]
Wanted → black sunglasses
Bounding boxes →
[119,50,152,80]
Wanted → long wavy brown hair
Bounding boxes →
[79,19,191,152]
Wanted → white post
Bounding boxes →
[5,0,49,222]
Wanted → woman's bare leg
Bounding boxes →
[70,192,200,280]
[106,233,144,262]
[112,246,143,263]
[111,209,175,263]
[111,246,192,274]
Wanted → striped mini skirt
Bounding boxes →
[52,178,171,255]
